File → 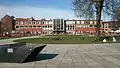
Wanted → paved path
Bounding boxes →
[0,43,120,68]
[0,36,40,44]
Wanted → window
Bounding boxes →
[43,26,45,28]
[29,26,32,27]
[29,22,31,24]
[16,26,19,28]
[77,21,81,24]
[42,22,45,24]
[68,25,70,30]
[90,21,93,24]
[45,25,47,28]
[25,26,28,28]
[50,25,52,27]
[37,21,40,24]
[90,25,93,27]
[33,26,36,27]
[81,21,84,24]
[85,21,89,24]
[38,26,41,27]
[33,21,36,24]
[70,25,72,30]
[73,25,75,29]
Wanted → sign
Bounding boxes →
[7,48,13,53]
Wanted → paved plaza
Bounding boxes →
[0,43,120,68]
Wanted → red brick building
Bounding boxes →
[15,17,54,35]
[15,17,42,35]
[75,20,103,36]
[0,15,15,36]
[102,21,118,32]
[1,15,118,36]
[15,17,104,36]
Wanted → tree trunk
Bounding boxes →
[95,0,103,42]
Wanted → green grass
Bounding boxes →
[14,35,120,44]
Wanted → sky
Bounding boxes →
[0,0,111,20]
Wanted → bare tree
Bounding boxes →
[72,0,120,41]
[115,8,120,29]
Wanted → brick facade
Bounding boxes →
[15,17,42,35]
[0,15,15,36]
[0,15,118,36]
[102,21,118,33]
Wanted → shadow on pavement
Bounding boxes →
[25,53,58,62]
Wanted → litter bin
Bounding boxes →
[0,42,46,63]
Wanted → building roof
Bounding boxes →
[1,15,13,21]
[1,15,11,19]
[41,19,52,21]
[35,20,42,21]
[65,20,76,21]
[16,18,52,22]
[74,20,97,21]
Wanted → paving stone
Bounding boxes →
[89,65,106,68]
[46,66,56,68]
[18,66,33,68]
[2,63,20,68]
[35,63,47,67]
[103,56,120,66]
[0,44,120,68]
[19,62,35,67]
[34,66,46,68]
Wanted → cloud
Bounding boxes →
[0,5,80,19]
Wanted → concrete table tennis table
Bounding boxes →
[0,42,46,63]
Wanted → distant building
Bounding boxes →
[41,19,53,34]
[15,18,104,36]
[0,15,15,35]
[1,15,119,36]
[102,21,118,33]
[75,20,103,36]
[65,20,75,35]
[53,19,66,34]
[15,17,42,35]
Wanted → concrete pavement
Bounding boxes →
[0,43,120,68]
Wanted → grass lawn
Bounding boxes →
[14,35,120,44]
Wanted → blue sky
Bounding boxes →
[0,0,72,9]
[0,0,78,19]
[0,0,111,20]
